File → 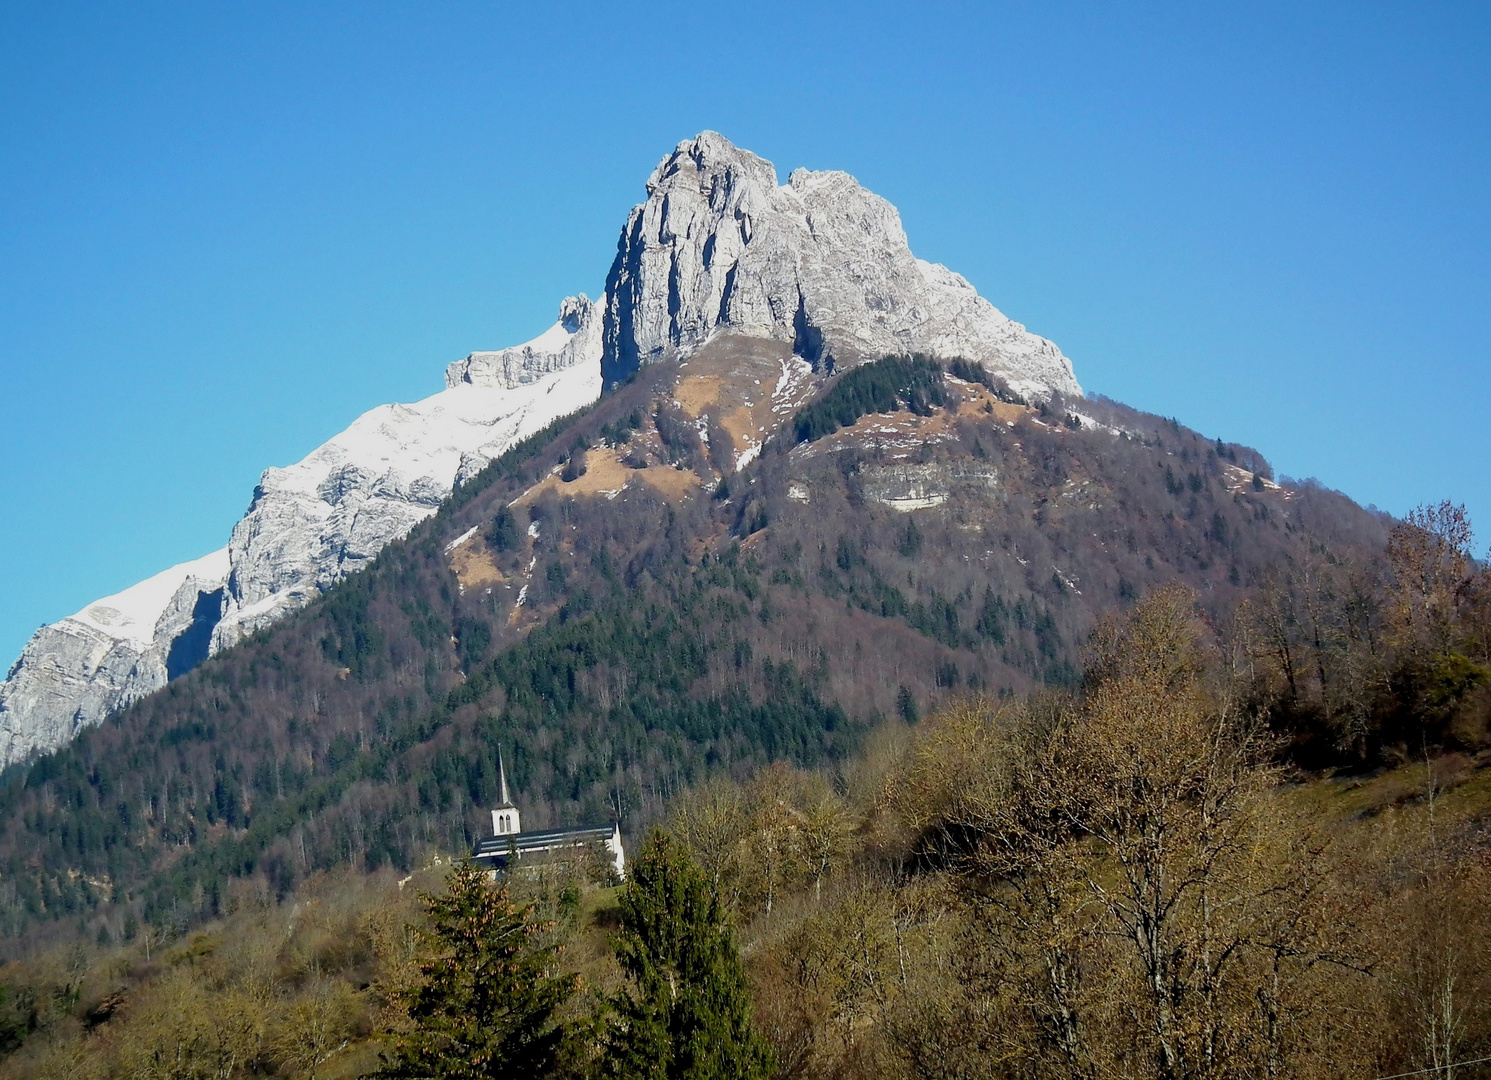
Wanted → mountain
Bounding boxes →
[210,304,604,653]
[0,133,1395,942]
[0,339,1384,937]
[0,132,1079,769]
[0,550,228,767]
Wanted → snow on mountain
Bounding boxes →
[0,132,1085,769]
[445,295,603,391]
[0,299,603,768]
[212,326,602,649]
[66,550,230,650]
[0,550,229,767]
[601,131,1082,400]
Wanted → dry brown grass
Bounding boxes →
[448,538,506,591]
[512,446,701,506]
[514,446,633,504]
[672,371,726,416]
[669,334,814,471]
[638,463,701,499]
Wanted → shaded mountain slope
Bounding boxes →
[0,344,1386,942]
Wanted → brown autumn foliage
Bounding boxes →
[700,586,1491,1080]
[1236,501,1491,767]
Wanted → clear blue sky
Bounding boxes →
[1,2,1488,663]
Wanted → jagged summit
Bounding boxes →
[0,131,1082,768]
[601,131,1081,399]
[445,295,604,391]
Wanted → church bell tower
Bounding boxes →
[491,749,521,836]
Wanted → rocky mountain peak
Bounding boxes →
[645,129,780,200]
[602,131,1081,400]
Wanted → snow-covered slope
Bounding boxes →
[0,550,229,766]
[213,338,601,649]
[0,132,1084,769]
[0,299,603,767]
[445,295,602,391]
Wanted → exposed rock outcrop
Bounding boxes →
[445,295,603,390]
[859,461,1002,512]
[602,131,1081,400]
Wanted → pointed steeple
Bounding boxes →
[492,746,522,837]
[497,747,514,809]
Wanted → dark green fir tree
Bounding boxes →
[379,862,576,1079]
[603,832,772,1080]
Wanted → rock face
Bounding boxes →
[445,295,602,391]
[602,131,1081,400]
[0,132,1085,768]
[857,461,1003,513]
[0,550,228,766]
[0,301,603,767]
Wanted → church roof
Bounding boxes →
[473,822,618,861]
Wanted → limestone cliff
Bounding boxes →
[602,132,1080,400]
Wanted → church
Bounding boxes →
[470,752,626,879]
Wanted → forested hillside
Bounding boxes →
[0,346,1435,954]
